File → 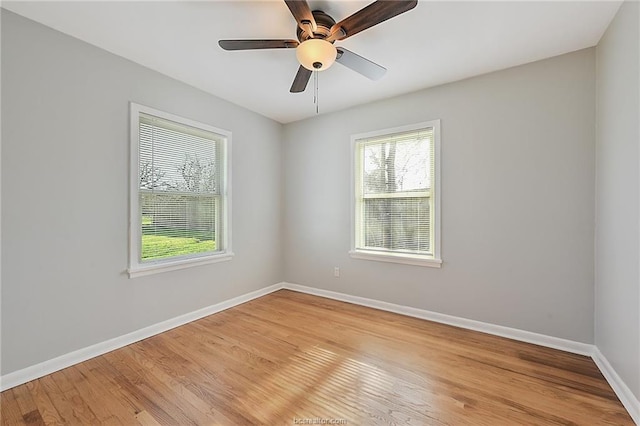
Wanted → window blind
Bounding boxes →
[356,128,434,255]
[138,113,223,262]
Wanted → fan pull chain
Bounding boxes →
[314,70,319,114]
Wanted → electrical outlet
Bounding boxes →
[333,267,340,277]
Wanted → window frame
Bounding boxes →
[128,102,233,278]
[350,120,442,268]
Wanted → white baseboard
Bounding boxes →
[0,282,283,392]
[592,347,640,424]
[282,282,593,356]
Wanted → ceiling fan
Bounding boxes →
[218,0,418,93]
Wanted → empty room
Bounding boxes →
[1,0,639,424]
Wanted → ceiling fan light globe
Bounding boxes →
[296,39,337,71]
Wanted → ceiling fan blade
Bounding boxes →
[290,66,312,93]
[218,39,299,51]
[326,0,417,42]
[336,48,386,80]
[284,0,317,34]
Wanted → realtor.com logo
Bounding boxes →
[293,418,347,425]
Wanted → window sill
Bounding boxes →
[349,250,442,268]
[128,252,234,278]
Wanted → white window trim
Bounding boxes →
[350,120,442,268]
[128,102,233,278]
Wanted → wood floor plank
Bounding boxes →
[1,290,634,425]
[132,339,238,424]
[155,328,283,424]
[48,369,100,425]
[24,379,64,425]
[38,374,83,424]
[9,383,43,425]
[99,351,184,425]
[75,358,145,422]
[117,344,229,425]
[0,389,24,424]
[73,363,136,423]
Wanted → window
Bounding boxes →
[129,103,232,277]
[351,120,441,267]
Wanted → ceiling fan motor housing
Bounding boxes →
[296,10,337,42]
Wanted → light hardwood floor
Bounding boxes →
[0,290,634,425]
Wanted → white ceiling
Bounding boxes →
[3,1,622,124]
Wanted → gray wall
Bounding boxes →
[1,11,284,375]
[595,0,640,399]
[283,49,596,343]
